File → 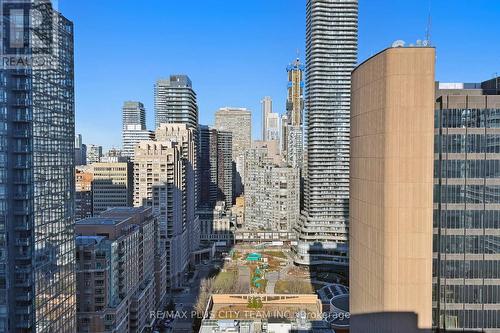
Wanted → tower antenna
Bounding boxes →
[426,0,432,45]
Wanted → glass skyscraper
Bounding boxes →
[434,79,500,331]
[0,1,76,332]
[154,75,198,131]
[295,0,358,267]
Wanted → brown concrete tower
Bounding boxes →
[350,46,435,332]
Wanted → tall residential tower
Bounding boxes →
[295,0,358,266]
[154,75,198,131]
[0,2,76,331]
[122,101,154,158]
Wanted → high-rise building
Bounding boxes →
[155,124,200,253]
[244,148,300,232]
[134,141,190,289]
[75,168,93,220]
[87,144,103,164]
[266,112,280,142]
[261,96,273,141]
[295,0,358,266]
[122,100,146,130]
[261,97,279,142]
[75,207,163,333]
[215,107,252,196]
[286,126,304,169]
[75,134,87,165]
[286,58,305,127]
[244,148,271,230]
[284,57,305,169]
[217,131,234,206]
[0,3,76,331]
[122,101,154,158]
[199,126,219,208]
[199,126,233,208]
[154,75,198,131]
[433,78,500,331]
[91,162,134,215]
[280,114,289,155]
[349,46,435,332]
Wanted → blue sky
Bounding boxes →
[59,0,500,150]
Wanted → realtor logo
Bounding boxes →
[1,0,58,69]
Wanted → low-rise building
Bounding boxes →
[199,294,333,333]
[198,202,235,246]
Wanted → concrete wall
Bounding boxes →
[349,47,435,332]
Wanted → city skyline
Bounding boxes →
[60,0,500,149]
[2,0,499,332]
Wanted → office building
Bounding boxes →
[215,107,252,195]
[295,0,358,266]
[76,168,93,220]
[91,162,134,215]
[87,144,103,164]
[75,207,162,333]
[122,101,154,158]
[154,75,198,131]
[214,107,252,158]
[0,3,76,331]
[433,78,500,331]
[350,46,435,331]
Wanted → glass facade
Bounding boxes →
[0,2,76,332]
[434,89,500,331]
